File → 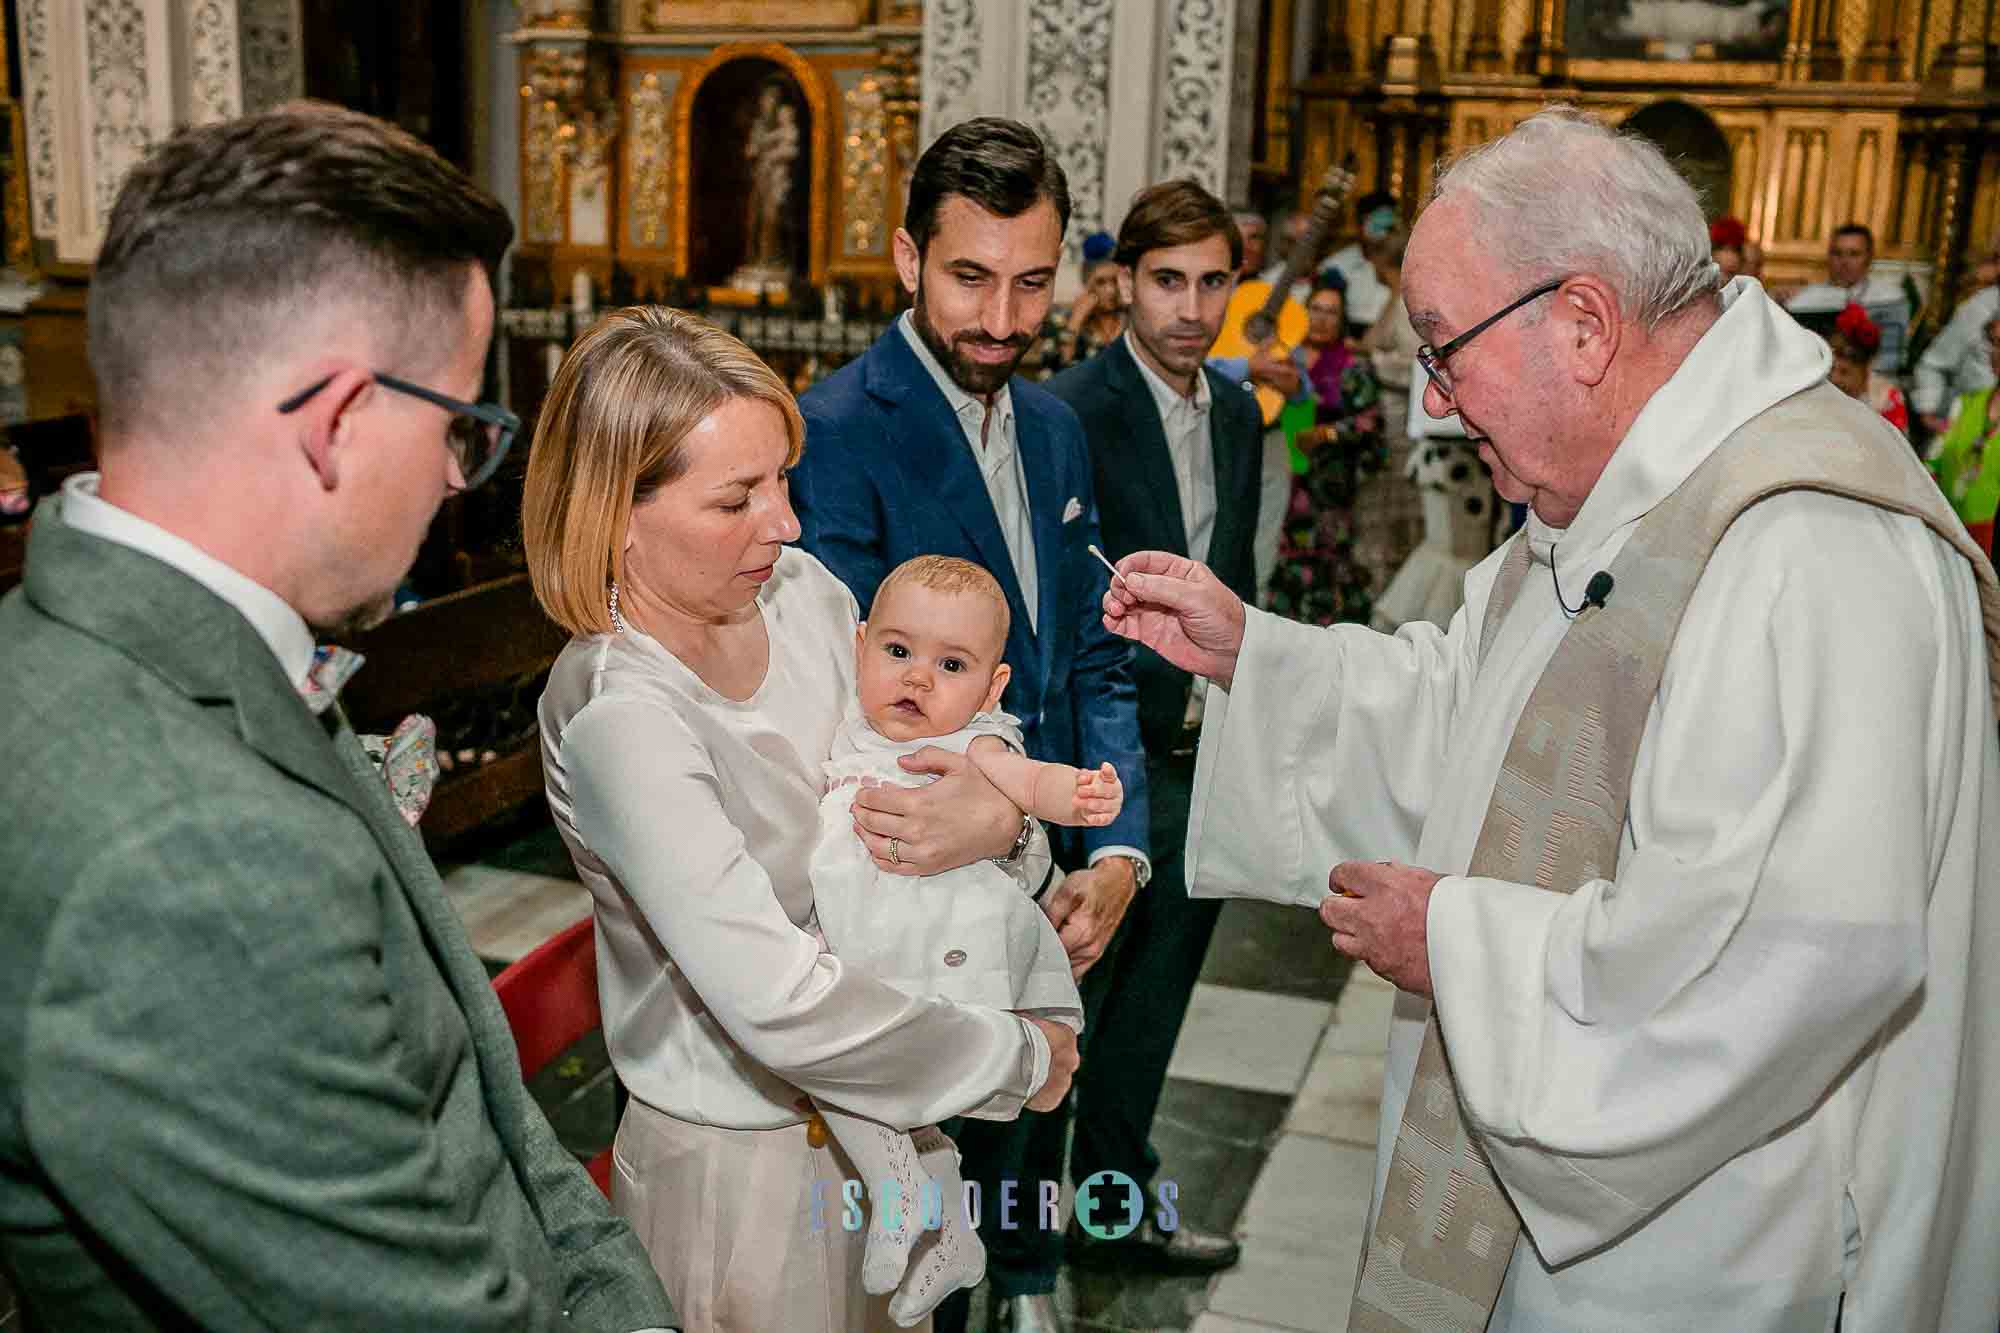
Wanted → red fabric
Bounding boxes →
[491,917,613,1198]
[1835,303,1881,357]
[1708,216,1747,250]
[492,916,599,1080]
[1877,383,1909,436]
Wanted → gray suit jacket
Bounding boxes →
[0,503,674,1331]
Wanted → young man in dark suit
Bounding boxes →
[1045,179,1259,1281]
[793,119,1153,1333]
[0,105,674,1331]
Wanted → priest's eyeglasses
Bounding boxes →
[1416,277,1567,401]
[277,373,521,491]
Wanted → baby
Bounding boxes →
[809,555,1122,1326]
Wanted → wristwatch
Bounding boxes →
[1102,853,1151,890]
[999,813,1035,865]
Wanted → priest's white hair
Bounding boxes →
[1431,105,1722,330]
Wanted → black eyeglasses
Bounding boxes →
[276,372,520,491]
[1416,278,1567,400]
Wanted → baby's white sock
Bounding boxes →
[888,1125,987,1328]
[815,1102,928,1295]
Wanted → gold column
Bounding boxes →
[1926,0,1994,89]
[1918,130,1978,329]
[1855,0,1905,80]
[1512,0,1566,78]
[1807,0,1848,76]
[1263,0,1298,175]
[0,12,31,274]
[1377,0,1442,84]
[1463,0,1506,72]
[1317,0,1357,76]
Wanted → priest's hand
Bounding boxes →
[1101,551,1247,687]
[1319,860,1441,997]
[853,747,1019,875]
[1043,858,1138,979]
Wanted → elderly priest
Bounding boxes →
[1100,106,2000,1333]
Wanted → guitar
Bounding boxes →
[1210,160,1357,425]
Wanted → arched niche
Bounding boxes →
[1622,100,1733,220]
[672,43,831,290]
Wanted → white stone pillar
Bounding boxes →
[919,0,1255,271]
[15,0,302,265]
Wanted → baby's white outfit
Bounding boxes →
[806,710,1084,1325]
[812,710,1083,1028]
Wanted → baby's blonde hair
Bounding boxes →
[873,555,1012,649]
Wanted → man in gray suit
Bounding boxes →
[0,104,675,1330]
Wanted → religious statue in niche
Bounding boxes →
[688,58,812,293]
[732,78,803,294]
[1568,0,1788,59]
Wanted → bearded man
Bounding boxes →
[794,118,1152,1333]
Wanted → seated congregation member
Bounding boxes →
[1825,303,1910,435]
[1265,275,1391,625]
[809,555,1115,1323]
[1709,215,1747,281]
[1786,222,1909,374]
[0,103,675,1330]
[1926,313,2000,551]
[524,306,1078,1333]
[1105,106,2000,1332]
[1914,233,1999,437]
[1035,233,1126,377]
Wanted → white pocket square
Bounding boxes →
[1062,497,1084,523]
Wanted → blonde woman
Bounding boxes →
[523,307,1078,1333]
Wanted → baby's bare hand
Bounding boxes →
[1073,762,1123,827]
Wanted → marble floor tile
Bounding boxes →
[1166,985,1334,1096]
[1199,899,1353,1002]
[1235,1134,1375,1246]
[440,863,590,963]
[1319,977,1397,1056]
[1206,1231,1356,1333]
[1284,1039,1387,1148]
[1147,1080,1292,1234]
[1189,1313,1309,1333]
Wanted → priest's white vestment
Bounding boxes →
[1185,279,2000,1332]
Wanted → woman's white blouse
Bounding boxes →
[539,547,1044,1130]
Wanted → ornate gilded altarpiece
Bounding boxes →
[510,0,920,304]
[1275,0,1998,316]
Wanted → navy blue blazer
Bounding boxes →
[794,323,1149,865]
[1047,338,1263,760]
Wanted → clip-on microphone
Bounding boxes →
[1553,560,1615,618]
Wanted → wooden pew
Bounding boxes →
[341,572,570,851]
[0,413,96,597]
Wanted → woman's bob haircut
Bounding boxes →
[522,305,804,637]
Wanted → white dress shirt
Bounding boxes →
[540,547,1049,1131]
[896,312,1149,880]
[1123,333,1217,565]
[57,471,315,689]
[899,311,1037,631]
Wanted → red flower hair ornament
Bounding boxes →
[1834,302,1881,357]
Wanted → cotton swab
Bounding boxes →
[1087,544,1126,586]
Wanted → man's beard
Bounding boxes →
[912,281,1033,397]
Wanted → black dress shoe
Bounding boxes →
[1063,1213,1242,1274]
